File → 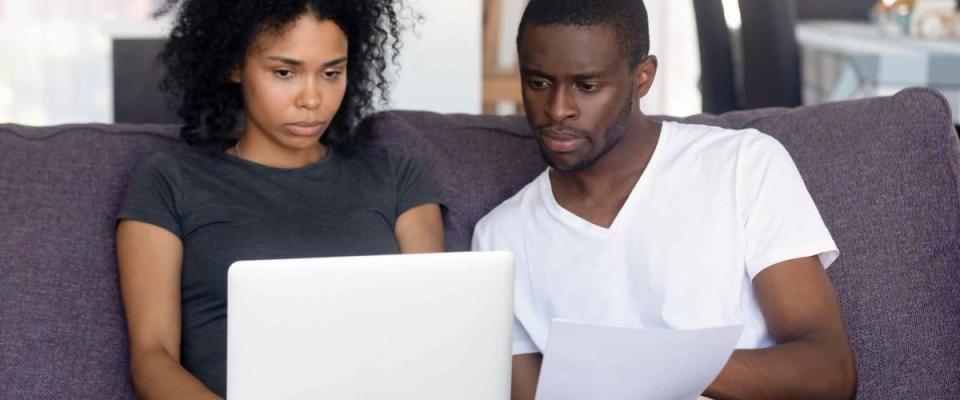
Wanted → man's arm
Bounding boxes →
[703,256,857,400]
[511,353,543,400]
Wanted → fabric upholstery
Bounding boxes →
[0,124,184,399]
[1,87,957,398]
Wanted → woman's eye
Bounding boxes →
[324,70,343,79]
[274,69,294,79]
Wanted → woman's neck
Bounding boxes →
[231,135,328,169]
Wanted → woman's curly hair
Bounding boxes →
[156,0,410,149]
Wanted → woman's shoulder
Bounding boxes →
[138,145,223,168]
[132,145,225,180]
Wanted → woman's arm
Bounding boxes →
[394,203,444,253]
[117,220,221,400]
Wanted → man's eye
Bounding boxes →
[528,79,550,90]
[578,82,600,92]
[274,69,294,79]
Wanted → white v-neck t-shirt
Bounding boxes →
[472,121,839,354]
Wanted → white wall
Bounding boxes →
[644,0,702,117]
[387,0,482,114]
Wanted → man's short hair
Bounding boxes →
[517,0,650,67]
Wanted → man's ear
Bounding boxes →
[633,55,658,99]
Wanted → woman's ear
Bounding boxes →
[230,67,242,84]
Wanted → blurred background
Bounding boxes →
[0,0,164,125]
[1,0,957,128]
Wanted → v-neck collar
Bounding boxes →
[539,122,671,237]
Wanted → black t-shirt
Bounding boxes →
[117,145,442,396]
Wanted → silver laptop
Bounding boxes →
[227,251,515,400]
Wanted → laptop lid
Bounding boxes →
[227,251,514,400]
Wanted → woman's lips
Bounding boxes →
[286,122,326,137]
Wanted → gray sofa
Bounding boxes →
[1,87,958,399]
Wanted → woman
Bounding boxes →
[116,1,443,398]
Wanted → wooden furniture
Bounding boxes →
[483,0,524,114]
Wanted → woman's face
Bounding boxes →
[233,15,348,157]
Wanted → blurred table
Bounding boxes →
[797,21,960,124]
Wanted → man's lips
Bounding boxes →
[285,121,327,137]
[540,130,585,153]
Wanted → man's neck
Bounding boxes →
[551,117,661,197]
[548,116,662,228]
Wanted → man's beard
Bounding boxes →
[538,94,635,174]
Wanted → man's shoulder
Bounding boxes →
[665,122,784,161]
[668,121,774,146]
[473,171,547,238]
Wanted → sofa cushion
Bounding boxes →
[0,123,183,399]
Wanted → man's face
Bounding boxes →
[518,23,644,173]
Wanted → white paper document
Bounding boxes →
[535,320,744,400]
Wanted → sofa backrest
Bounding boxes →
[365,87,960,398]
[0,124,184,399]
[1,88,957,399]
[359,112,546,252]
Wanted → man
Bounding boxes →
[471,1,858,399]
